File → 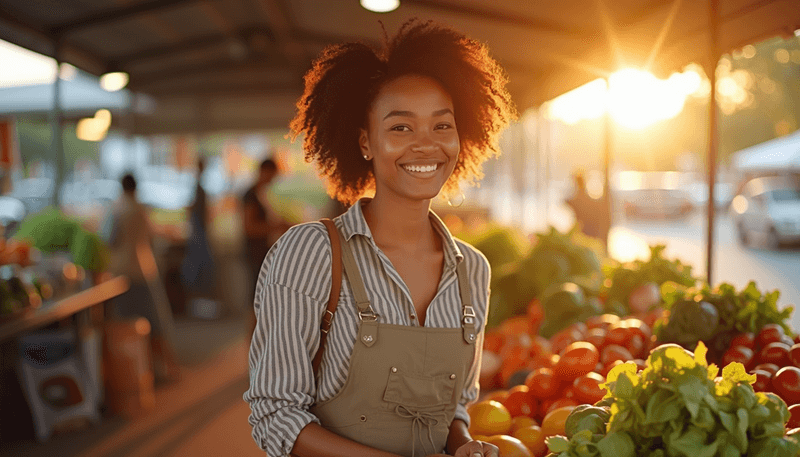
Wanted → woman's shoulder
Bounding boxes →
[264,221,333,297]
[452,237,490,274]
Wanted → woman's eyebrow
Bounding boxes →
[383,108,454,120]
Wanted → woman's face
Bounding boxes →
[360,74,460,203]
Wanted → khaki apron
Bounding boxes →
[309,230,479,457]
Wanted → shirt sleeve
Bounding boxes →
[453,249,492,428]
[243,223,331,456]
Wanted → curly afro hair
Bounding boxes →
[289,18,517,206]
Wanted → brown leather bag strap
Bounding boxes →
[312,218,342,375]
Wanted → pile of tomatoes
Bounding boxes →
[719,323,800,426]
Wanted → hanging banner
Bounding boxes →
[0,117,21,194]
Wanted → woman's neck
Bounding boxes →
[362,194,435,251]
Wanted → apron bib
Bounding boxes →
[310,230,478,457]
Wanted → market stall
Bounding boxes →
[455,223,800,456]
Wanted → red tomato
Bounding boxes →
[775,367,800,404]
[573,372,606,404]
[527,299,544,334]
[792,344,800,368]
[722,346,755,370]
[561,385,578,399]
[624,334,646,359]
[753,363,780,376]
[555,342,600,380]
[525,368,561,400]
[729,333,756,350]
[601,344,633,366]
[758,342,792,367]
[751,369,773,392]
[529,336,553,359]
[550,328,582,355]
[605,327,629,347]
[585,328,607,350]
[502,389,539,418]
[483,331,505,353]
[570,322,588,338]
[545,398,579,416]
[782,336,796,347]
[795,335,800,345]
[789,404,800,429]
[586,314,620,331]
[756,324,786,350]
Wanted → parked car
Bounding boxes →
[614,171,695,219]
[731,176,800,249]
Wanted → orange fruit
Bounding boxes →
[513,425,547,457]
[485,435,533,457]
[472,434,490,442]
[510,416,538,435]
[468,400,513,436]
[484,390,510,403]
[541,405,576,437]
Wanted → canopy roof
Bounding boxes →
[1,0,798,134]
[733,128,800,173]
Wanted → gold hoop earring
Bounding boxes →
[447,191,465,208]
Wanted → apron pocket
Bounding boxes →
[382,369,456,411]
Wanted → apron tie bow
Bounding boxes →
[394,404,441,457]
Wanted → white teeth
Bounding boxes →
[403,164,438,173]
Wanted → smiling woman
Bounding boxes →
[246,18,516,457]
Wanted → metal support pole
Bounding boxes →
[603,92,613,251]
[50,40,64,207]
[706,0,719,286]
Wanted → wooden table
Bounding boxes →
[0,276,130,342]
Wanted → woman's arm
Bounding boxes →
[291,422,401,457]
[446,419,473,453]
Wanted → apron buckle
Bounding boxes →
[358,303,380,322]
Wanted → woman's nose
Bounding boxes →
[411,130,437,152]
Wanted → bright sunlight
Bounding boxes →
[546,66,705,129]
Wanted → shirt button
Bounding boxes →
[409,314,416,320]
[450,374,456,380]
[391,367,398,373]
[360,415,367,422]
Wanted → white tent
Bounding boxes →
[733,129,800,173]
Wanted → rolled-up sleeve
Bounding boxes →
[454,249,491,428]
[243,223,331,456]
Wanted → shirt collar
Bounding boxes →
[338,198,464,269]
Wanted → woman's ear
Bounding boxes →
[359,128,370,157]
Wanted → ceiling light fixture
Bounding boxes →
[99,71,129,92]
[360,0,400,13]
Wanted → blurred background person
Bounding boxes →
[108,173,181,382]
[565,170,610,247]
[181,158,219,317]
[241,158,291,327]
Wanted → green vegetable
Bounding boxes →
[539,282,601,338]
[657,281,795,363]
[602,245,697,315]
[657,300,720,348]
[565,405,611,438]
[13,207,110,272]
[550,341,800,457]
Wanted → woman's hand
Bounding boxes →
[449,439,500,457]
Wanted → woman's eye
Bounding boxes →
[435,123,453,130]
[390,125,411,132]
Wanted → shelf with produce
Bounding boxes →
[0,274,129,342]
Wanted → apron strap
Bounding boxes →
[456,261,477,344]
[312,218,342,375]
[338,231,379,322]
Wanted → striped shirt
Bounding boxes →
[243,199,490,457]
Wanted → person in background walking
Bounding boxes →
[565,170,610,248]
[108,173,181,383]
[181,158,219,318]
[242,158,291,329]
